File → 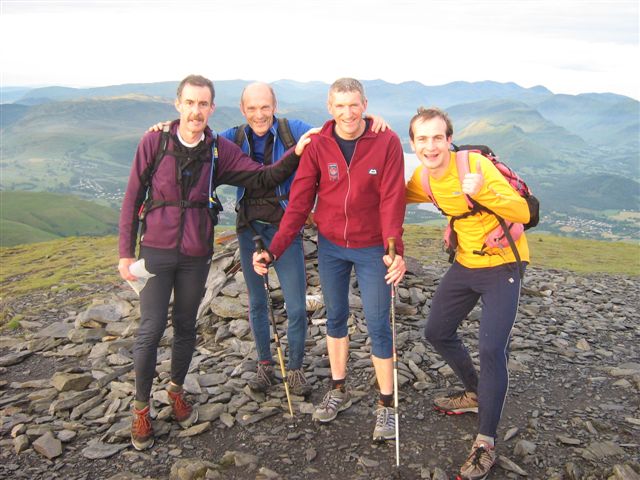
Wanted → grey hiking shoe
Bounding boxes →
[372,405,396,442]
[433,390,478,415]
[287,368,312,397]
[248,363,278,392]
[312,388,352,422]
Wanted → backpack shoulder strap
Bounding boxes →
[276,117,296,150]
[420,166,438,209]
[454,150,475,209]
[233,124,248,148]
[208,131,221,208]
[143,123,171,188]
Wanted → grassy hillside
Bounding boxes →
[533,93,640,150]
[450,99,588,169]
[537,173,640,211]
[0,191,119,247]
[402,225,639,276]
[0,97,245,200]
[0,228,637,328]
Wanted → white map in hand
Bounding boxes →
[127,259,155,295]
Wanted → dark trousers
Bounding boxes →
[134,246,210,402]
[425,261,523,438]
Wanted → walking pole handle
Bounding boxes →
[388,237,396,260]
[253,235,266,255]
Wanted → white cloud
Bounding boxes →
[1,0,638,99]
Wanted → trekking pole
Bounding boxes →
[253,235,294,417]
[388,237,400,467]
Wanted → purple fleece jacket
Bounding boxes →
[119,120,299,258]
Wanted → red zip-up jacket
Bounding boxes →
[269,119,405,259]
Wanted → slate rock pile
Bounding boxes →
[0,232,638,479]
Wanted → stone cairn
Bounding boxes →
[0,230,638,480]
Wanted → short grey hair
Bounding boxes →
[328,77,366,102]
[177,74,215,102]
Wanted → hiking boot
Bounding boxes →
[248,363,278,392]
[167,388,198,428]
[287,368,312,397]
[372,405,396,442]
[459,440,496,480]
[131,405,154,451]
[434,390,478,415]
[312,387,352,423]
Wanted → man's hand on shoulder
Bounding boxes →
[365,113,390,133]
[147,121,171,133]
[295,127,321,156]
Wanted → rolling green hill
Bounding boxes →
[537,174,640,211]
[0,191,119,247]
[532,93,640,150]
[0,97,246,204]
[1,79,638,242]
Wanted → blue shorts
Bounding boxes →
[317,234,392,358]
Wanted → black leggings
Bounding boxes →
[134,246,210,402]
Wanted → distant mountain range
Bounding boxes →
[0,78,638,244]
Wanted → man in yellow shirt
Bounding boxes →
[405,107,530,480]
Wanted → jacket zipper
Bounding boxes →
[342,138,362,248]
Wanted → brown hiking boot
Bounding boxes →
[459,440,496,479]
[248,362,278,392]
[167,388,198,428]
[131,405,154,451]
[287,368,312,397]
[433,390,478,415]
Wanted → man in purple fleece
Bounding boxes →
[118,74,315,451]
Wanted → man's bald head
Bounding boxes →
[239,82,278,136]
[241,82,277,107]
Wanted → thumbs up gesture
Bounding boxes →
[462,158,484,196]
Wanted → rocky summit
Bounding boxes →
[0,231,638,480]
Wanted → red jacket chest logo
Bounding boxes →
[328,163,339,182]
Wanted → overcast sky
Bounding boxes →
[1,0,638,99]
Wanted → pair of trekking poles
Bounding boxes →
[253,235,401,468]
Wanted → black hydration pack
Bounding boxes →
[233,117,296,150]
[138,123,223,227]
[231,118,296,231]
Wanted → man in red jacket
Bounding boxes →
[254,78,406,441]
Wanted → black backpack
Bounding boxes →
[138,124,223,226]
[231,117,297,232]
[233,117,296,150]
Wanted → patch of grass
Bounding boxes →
[402,225,640,276]
[5,314,23,331]
[527,233,639,275]
[1,228,638,329]
[0,235,119,296]
[401,224,450,268]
